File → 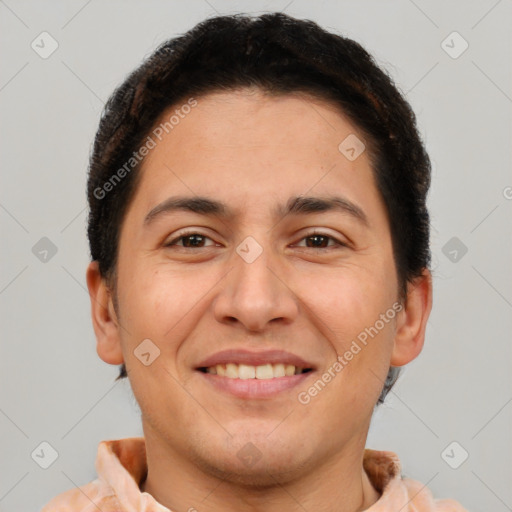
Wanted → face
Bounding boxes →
[88,88,430,485]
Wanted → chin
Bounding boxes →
[189,433,314,487]
[195,453,309,488]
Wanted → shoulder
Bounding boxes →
[402,477,469,511]
[363,448,468,511]
[39,479,123,512]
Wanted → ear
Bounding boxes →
[86,261,124,365]
[390,268,433,366]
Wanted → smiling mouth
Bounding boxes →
[198,363,313,379]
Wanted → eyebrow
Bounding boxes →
[144,194,369,227]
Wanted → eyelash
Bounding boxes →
[165,230,348,250]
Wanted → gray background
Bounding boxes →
[0,1,511,511]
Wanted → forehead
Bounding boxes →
[150,89,362,154]
[125,89,387,228]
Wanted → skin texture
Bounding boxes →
[87,88,432,512]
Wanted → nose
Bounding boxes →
[213,241,299,332]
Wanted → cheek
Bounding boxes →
[298,261,394,338]
[118,264,215,349]
[296,262,397,398]
[117,267,207,395]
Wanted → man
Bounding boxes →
[41,12,468,512]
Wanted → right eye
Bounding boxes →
[164,232,217,249]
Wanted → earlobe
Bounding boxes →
[86,261,124,365]
[390,269,433,367]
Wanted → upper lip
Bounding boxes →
[196,349,316,370]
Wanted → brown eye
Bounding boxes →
[295,232,347,249]
[166,232,216,248]
[304,234,330,248]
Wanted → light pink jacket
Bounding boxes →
[40,438,469,511]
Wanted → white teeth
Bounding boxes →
[204,363,309,379]
[225,363,238,378]
[255,364,273,379]
[273,363,285,377]
[238,364,255,379]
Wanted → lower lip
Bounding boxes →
[197,371,314,399]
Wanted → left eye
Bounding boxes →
[294,233,346,249]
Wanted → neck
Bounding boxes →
[140,428,381,512]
